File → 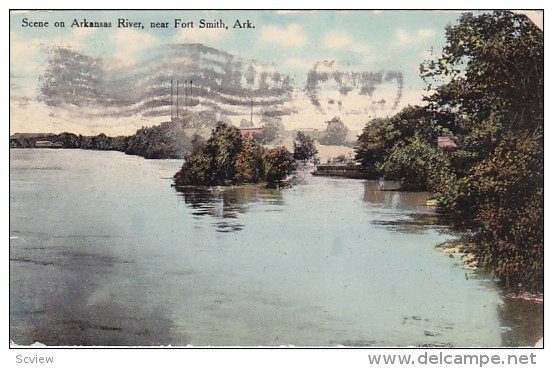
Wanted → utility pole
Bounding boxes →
[190,80,193,108]
[170,79,173,121]
[184,79,188,111]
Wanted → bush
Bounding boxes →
[263,147,297,183]
[259,116,284,144]
[174,123,242,186]
[174,122,296,187]
[377,134,455,191]
[234,136,264,183]
[355,117,401,176]
[457,132,543,290]
[293,131,318,162]
[175,153,212,185]
[320,117,349,146]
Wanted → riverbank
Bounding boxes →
[311,164,372,179]
[435,240,476,268]
[435,240,543,347]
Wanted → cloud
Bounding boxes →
[273,10,318,16]
[10,34,41,60]
[35,28,96,52]
[72,27,97,42]
[10,33,48,78]
[395,28,435,46]
[285,57,314,70]
[397,88,429,107]
[10,27,102,98]
[420,49,434,60]
[324,31,371,54]
[252,63,276,74]
[260,24,306,48]
[325,32,353,49]
[110,29,159,63]
[274,10,302,15]
[173,27,228,45]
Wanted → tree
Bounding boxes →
[202,123,243,184]
[174,153,212,185]
[355,106,450,177]
[377,134,455,191]
[460,132,543,290]
[419,11,544,290]
[240,119,254,128]
[174,122,295,187]
[262,147,296,183]
[320,116,349,146]
[354,117,401,176]
[190,134,206,154]
[259,116,284,144]
[174,122,243,186]
[234,136,264,183]
[293,131,318,162]
[353,11,543,290]
[421,11,543,143]
[124,119,195,159]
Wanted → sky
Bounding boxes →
[10,10,485,135]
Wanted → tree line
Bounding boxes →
[11,112,219,159]
[354,11,543,291]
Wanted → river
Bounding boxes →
[9,149,543,346]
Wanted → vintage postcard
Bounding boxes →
[9,9,543,348]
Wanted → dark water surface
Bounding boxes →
[9,149,542,346]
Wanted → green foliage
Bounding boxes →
[421,11,544,290]
[10,110,220,158]
[263,147,297,183]
[174,122,295,186]
[234,136,264,183]
[355,117,401,176]
[377,134,455,192]
[355,105,451,179]
[320,116,349,146]
[125,123,188,159]
[293,131,318,161]
[354,11,543,291]
[176,153,212,185]
[259,116,285,144]
[11,132,130,151]
[190,134,206,154]
[460,132,543,290]
[202,123,244,183]
[421,10,543,135]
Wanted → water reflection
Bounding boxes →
[362,180,431,210]
[10,234,177,346]
[175,185,283,232]
[362,180,443,233]
[498,294,544,347]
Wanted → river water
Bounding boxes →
[9,149,542,346]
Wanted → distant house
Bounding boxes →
[437,136,457,150]
[35,140,63,148]
[239,127,263,139]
